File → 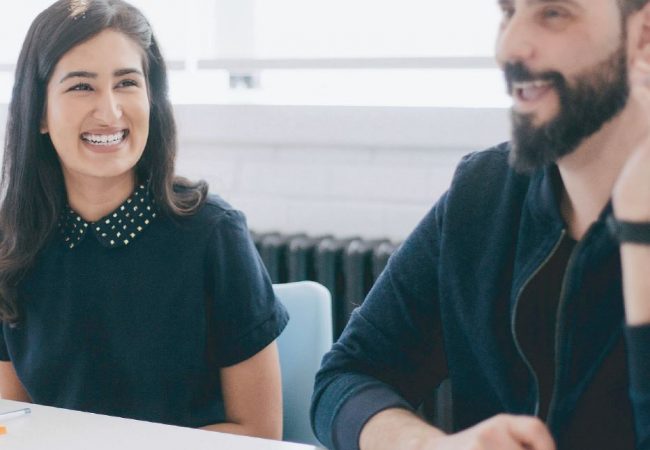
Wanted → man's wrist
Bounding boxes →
[606,214,650,245]
[360,408,444,450]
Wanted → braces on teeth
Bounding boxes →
[83,131,125,145]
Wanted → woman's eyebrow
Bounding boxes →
[59,70,96,83]
[59,68,143,83]
[113,68,144,77]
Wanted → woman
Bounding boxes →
[0,0,288,440]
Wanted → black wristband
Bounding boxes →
[606,214,650,244]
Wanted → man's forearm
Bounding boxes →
[359,408,445,450]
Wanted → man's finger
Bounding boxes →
[506,416,556,450]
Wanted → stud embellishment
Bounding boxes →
[59,183,158,250]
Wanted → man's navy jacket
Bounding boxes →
[311,144,650,449]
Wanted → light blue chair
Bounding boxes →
[274,281,333,446]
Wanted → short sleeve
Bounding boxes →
[205,209,289,367]
[0,326,10,361]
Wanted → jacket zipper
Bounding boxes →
[511,229,567,417]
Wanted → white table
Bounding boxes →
[0,399,321,450]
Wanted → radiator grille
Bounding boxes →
[251,231,399,338]
[252,230,454,432]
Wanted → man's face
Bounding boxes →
[495,0,630,173]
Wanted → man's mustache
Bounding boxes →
[504,62,564,94]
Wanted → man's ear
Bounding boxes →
[628,3,650,64]
[638,4,650,50]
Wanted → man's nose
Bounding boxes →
[495,13,536,68]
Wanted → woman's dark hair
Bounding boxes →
[0,0,208,322]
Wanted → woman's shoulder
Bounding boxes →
[198,194,245,224]
[202,193,235,213]
[168,191,248,236]
[187,195,257,262]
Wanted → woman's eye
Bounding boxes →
[68,83,92,92]
[117,79,138,88]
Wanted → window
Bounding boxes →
[0,1,508,107]
[251,0,499,59]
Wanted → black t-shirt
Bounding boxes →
[0,186,288,427]
[517,234,575,420]
[517,234,635,449]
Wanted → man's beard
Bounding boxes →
[506,44,629,174]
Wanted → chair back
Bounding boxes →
[274,281,333,446]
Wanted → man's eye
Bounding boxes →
[498,4,515,28]
[542,7,568,20]
[501,6,515,20]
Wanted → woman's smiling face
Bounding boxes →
[42,28,150,185]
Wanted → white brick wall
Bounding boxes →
[176,143,467,240]
[172,104,510,241]
[0,103,511,242]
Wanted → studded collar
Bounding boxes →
[59,184,159,250]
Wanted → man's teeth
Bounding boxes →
[513,80,551,101]
[514,80,551,89]
[81,131,126,145]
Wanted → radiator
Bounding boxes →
[251,231,399,338]
[252,230,454,432]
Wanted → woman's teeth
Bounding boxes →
[81,130,127,145]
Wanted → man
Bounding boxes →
[311,1,650,449]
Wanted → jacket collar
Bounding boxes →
[527,162,615,228]
[526,164,565,226]
[59,183,159,250]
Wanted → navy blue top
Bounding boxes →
[0,186,288,428]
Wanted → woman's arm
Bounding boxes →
[0,361,30,402]
[200,341,282,440]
